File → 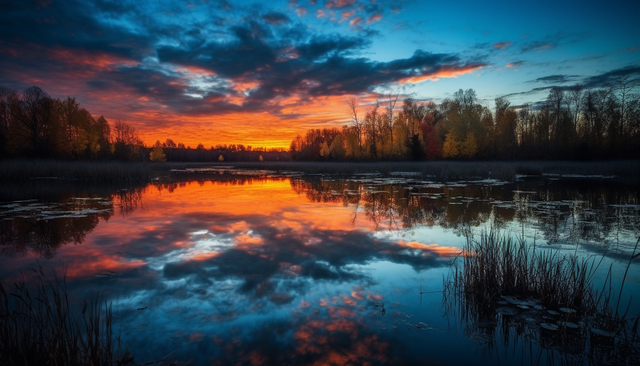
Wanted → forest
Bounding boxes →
[2,81,638,163]
[291,80,640,161]
[0,86,288,162]
[0,86,142,161]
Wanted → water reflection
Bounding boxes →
[0,187,145,258]
[291,176,639,250]
[0,172,638,365]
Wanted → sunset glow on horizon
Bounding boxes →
[1,0,638,148]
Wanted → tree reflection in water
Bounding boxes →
[290,176,639,249]
[0,171,638,365]
[1,174,638,261]
[0,186,144,258]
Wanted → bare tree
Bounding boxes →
[567,84,583,133]
[346,97,363,152]
[12,86,55,155]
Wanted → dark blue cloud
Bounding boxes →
[0,0,154,60]
[527,74,580,84]
[0,0,486,115]
[263,12,291,25]
[583,65,640,88]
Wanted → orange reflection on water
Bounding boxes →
[147,179,371,234]
[397,240,461,257]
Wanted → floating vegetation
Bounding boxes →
[443,231,640,365]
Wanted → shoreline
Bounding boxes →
[1,159,639,184]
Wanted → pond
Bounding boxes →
[1,168,639,365]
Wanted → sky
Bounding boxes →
[1,0,639,148]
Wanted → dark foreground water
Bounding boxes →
[1,168,639,365]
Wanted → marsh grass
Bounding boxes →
[1,159,637,183]
[446,231,604,313]
[443,231,640,364]
[0,160,152,183]
[0,266,133,366]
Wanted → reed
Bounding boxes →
[443,230,640,364]
[0,266,132,366]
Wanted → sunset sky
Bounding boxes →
[1,0,639,148]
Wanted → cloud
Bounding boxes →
[366,14,383,24]
[582,65,640,88]
[521,41,554,53]
[325,0,357,9]
[502,65,640,104]
[263,12,291,25]
[527,74,579,84]
[0,0,153,61]
[340,10,355,22]
[492,41,512,50]
[506,61,524,68]
[0,0,491,146]
[520,32,587,53]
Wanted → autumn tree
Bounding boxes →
[149,147,167,162]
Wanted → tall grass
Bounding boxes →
[445,231,605,313]
[0,267,132,366]
[443,231,640,364]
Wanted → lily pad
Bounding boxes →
[591,328,615,337]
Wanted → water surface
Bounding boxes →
[1,170,639,365]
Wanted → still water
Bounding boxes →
[1,168,639,365]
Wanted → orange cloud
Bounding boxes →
[396,240,461,257]
[493,41,512,50]
[400,65,485,84]
[349,16,362,26]
[506,61,524,69]
[367,14,383,23]
[326,0,356,8]
[296,7,307,17]
[340,10,355,22]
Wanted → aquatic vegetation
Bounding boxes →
[444,231,640,364]
[0,267,133,366]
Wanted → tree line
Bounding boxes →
[0,85,288,162]
[0,86,143,161]
[290,79,640,161]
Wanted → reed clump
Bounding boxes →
[446,231,603,313]
[0,267,133,366]
[444,231,640,364]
